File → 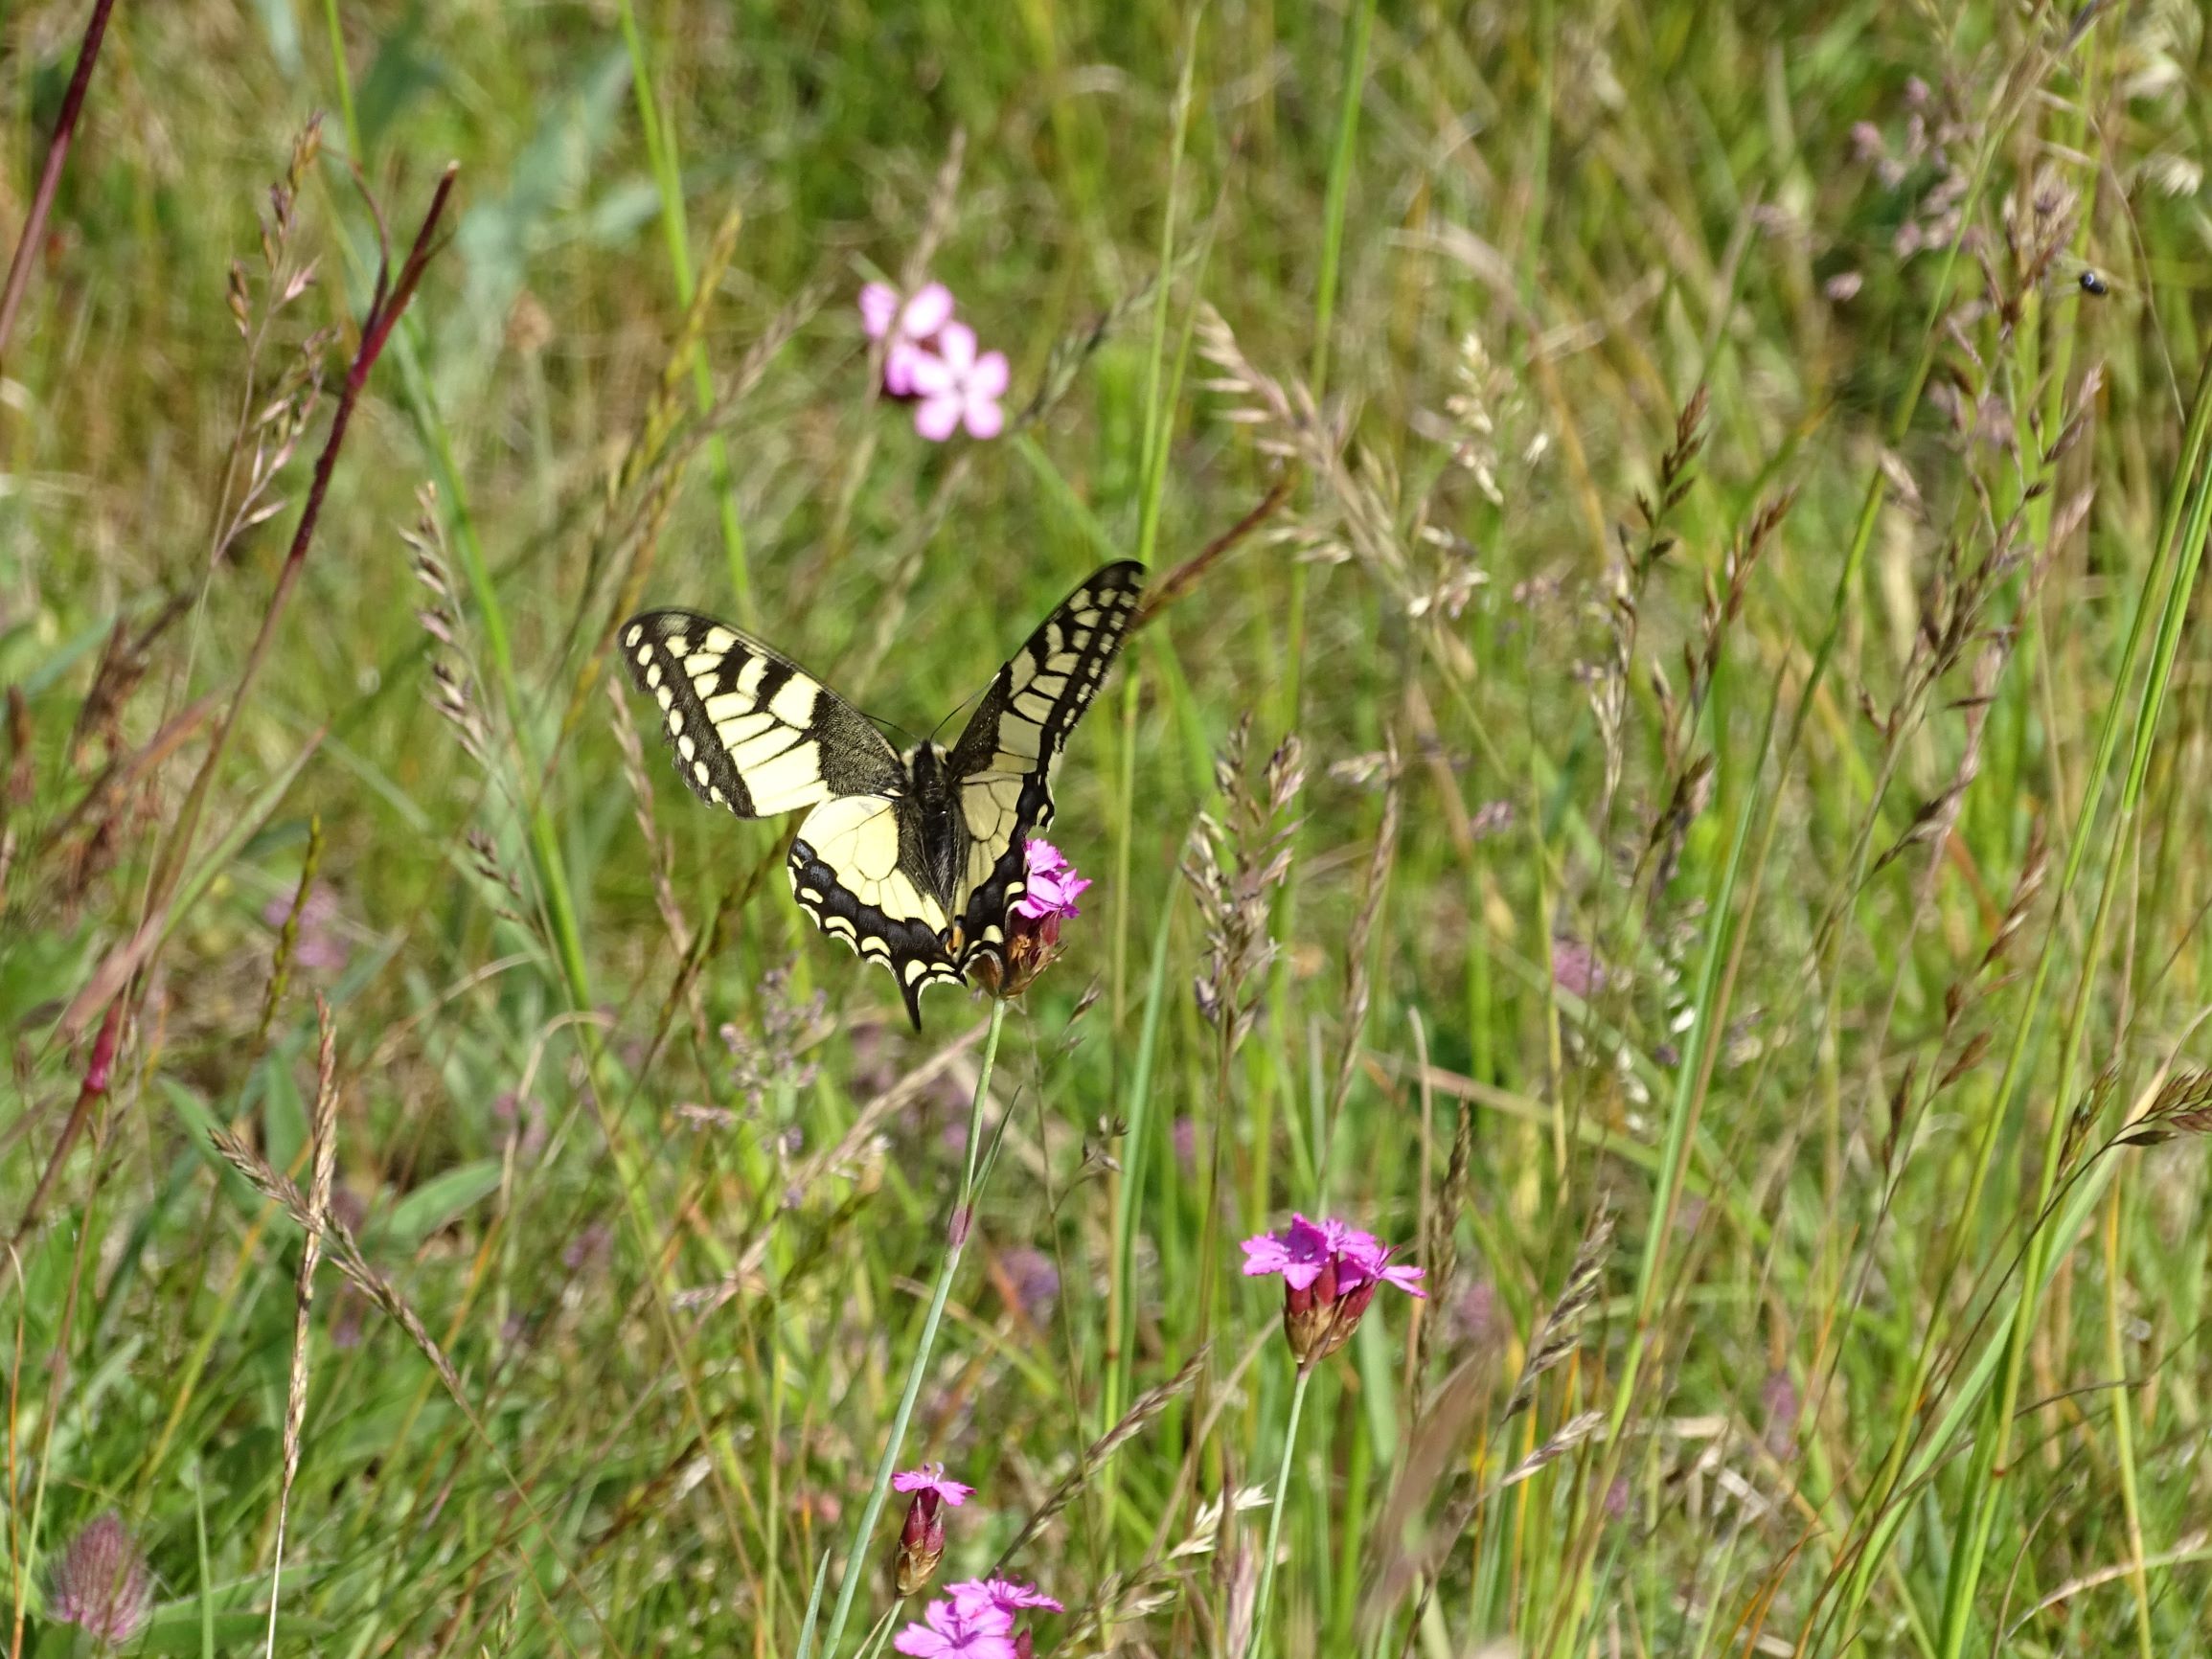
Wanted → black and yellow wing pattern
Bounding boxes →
[619,611,904,818]
[620,559,1144,1028]
[943,559,1146,974]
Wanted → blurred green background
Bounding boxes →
[4,1,2212,1654]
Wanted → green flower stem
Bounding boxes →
[1243,1362,1313,1659]
[816,997,1010,1658]
[853,1604,900,1659]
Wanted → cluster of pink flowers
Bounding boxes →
[889,1466,1060,1656]
[896,1578,1062,1658]
[860,280,1009,442]
[47,1511,152,1643]
[974,838,1091,1001]
[1014,839,1088,933]
[1242,1213,1425,1367]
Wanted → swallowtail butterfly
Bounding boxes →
[621,560,1144,1028]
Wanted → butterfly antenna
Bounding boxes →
[869,710,922,747]
[927,686,985,748]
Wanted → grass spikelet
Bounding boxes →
[263,996,338,1657]
[1507,1200,1616,1421]
[2111,1069,2212,1149]
[1324,737,1401,1131]
[1061,1487,1271,1651]
[993,1349,1207,1571]
[254,812,323,1047]
[209,1122,467,1408]
[1496,1409,1608,1491]
[604,676,692,959]
[1197,303,1409,596]
[1184,717,1306,1051]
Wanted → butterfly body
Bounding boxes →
[622,560,1144,1028]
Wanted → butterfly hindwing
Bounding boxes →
[945,560,1146,969]
[788,794,965,1029]
[620,610,903,817]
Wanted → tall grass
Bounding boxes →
[4,3,2212,1656]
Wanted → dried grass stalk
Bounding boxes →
[1507,1199,1616,1420]
[993,1349,1207,1572]
[264,997,339,1657]
[1325,739,1402,1128]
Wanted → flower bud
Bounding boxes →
[887,1465,971,1598]
[893,1487,946,1596]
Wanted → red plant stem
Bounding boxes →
[9,998,122,1246]
[0,0,119,368]
[135,162,460,931]
[43,166,458,1213]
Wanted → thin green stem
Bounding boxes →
[320,0,361,157]
[1134,7,1199,573]
[1309,0,1373,399]
[1933,348,2212,1656]
[2102,1179,2156,1659]
[814,998,1010,1658]
[1283,0,1375,734]
[615,0,754,621]
[1244,1363,1313,1659]
[852,1605,899,1659]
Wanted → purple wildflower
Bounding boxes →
[893,1598,1018,1659]
[47,1512,152,1644]
[974,839,1091,1001]
[949,1578,1062,1620]
[561,1221,613,1274]
[996,1246,1060,1318]
[1014,838,1089,922]
[910,321,1009,441]
[1449,1278,1498,1349]
[262,881,349,971]
[1240,1213,1341,1289]
[1551,936,1608,1001]
[861,280,956,398]
[1243,1213,1425,1367]
[1763,1368,1802,1458]
[892,1465,973,1507]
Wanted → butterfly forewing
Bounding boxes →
[946,559,1146,968]
[619,610,902,817]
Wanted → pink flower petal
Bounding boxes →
[935,320,978,375]
[894,1599,1018,1657]
[886,340,933,397]
[891,1464,974,1505]
[1380,1261,1427,1297]
[949,1578,1064,1619]
[1015,839,1088,918]
[969,351,1010,400]
[902,282,955,338]
[915,394,963,442]
[859,282,900,339]
[907,348,957,398]
[1243,1215,1339,1289]
[963,394,1005,441]
[1242,1235,1292,1276]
